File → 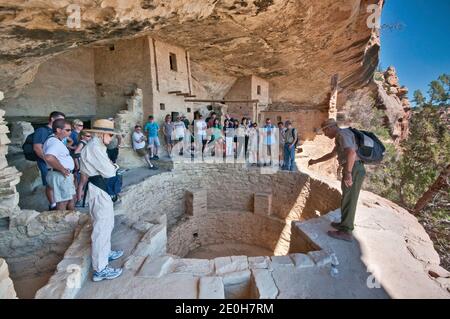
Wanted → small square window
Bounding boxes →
[160,103,165,110]
[169,53,177,71]
[257,85,261,95]
[109,45,115,51]
[277,116,282,122]
[0,217,9,232]
[187,107,191,113]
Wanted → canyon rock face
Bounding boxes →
[375,66,412,142]
[0,0,382,108]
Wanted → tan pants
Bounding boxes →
[88,184,114,272]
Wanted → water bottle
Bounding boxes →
[330,264,339,278]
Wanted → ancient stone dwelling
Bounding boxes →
[0,0,449,299]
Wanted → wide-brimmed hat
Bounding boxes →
[85,119,119,135]
[320,118,338,131]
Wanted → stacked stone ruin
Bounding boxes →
[376,66,412,143]
[0,93,22,220]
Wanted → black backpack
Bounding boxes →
[288,128,298,146]
[349,128,386,164]
[22,132,39,161]
[22,131,55,162]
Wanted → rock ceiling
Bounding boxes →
[0,0,382,108]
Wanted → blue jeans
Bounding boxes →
[283,143,296,171]
[37,160,48,186]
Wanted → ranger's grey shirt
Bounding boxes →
[335,128,358,166]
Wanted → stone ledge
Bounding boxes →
[199,276,225,299]
[35,223,91,299]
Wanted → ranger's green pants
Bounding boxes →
[338,161,365,233]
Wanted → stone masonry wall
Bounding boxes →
[94,37,153,119]
[149,38,193,123]
[0,210,88,284]
[116,163,341,257]
[261,109,328,141]
[167,212,285,258]
[1,48,96,120]
[0,106,21,219]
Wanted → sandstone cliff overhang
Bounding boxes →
[0,0,382,108]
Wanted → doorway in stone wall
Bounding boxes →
[171,111,179,122]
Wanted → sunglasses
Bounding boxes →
[64,129,71,132]
[85,135,92,138]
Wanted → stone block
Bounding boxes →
[198,276,225,299]
[215,256,248,275]
[250,269,278,299]
[185,189,207,217]
[248,256,270,270]
[171,258,214,276]
[222,270,251,286]
[123,255,147,271]
[137,255,174,278]
[132,223,167,257]
[254,193,272,215]
[308,250,332,267]
[290,253,315,269]
[270,255,294,266]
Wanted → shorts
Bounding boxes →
[135,148,147,157]
[148,136,160,147]
[164,135,173,145]
[46,171,76,203]
[37,160,48,186]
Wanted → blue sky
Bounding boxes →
[380,0,450,101]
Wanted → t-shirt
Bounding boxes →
[70,130,79,147]
[285,128,298,144]
[43,136,75,170]
[163,122,174,137]
[144,122,159,138]
[132,131,146,150]
[195,120,207,136]
[173,121,186,139]
[33,126,53,163]
[335,128,358,165]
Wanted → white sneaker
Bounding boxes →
[92,265,123,282]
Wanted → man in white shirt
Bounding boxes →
[132,125,157,169]
[43,119,76,210]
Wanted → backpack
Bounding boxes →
[22,132,39,161]
[83,173,123,206]
[348,127,386,164]
[22,131,55,161]
[289,128,298,146]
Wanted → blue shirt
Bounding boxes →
[144,122,159,138]
[33,126,53,163]
[70,130,79,147]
